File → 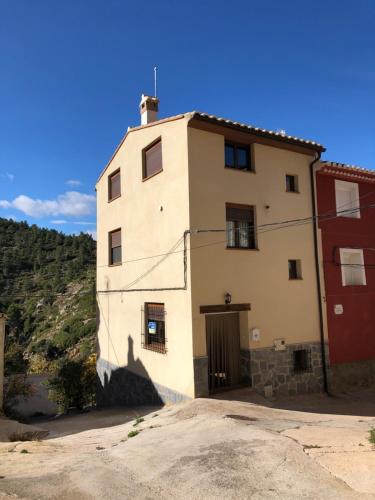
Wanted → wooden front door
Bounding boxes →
[206,313,241,393]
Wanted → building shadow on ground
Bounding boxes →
[212,386,375,417]
[30,334,164,438]
[97,335,164,408]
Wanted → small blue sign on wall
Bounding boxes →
[148,321,157,334]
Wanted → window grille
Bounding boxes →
[293,349,311,373]
[142,303,167,354]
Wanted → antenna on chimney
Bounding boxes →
[154,66,157,97]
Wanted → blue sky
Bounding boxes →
[1,0,374,237]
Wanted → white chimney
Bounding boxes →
[139,94,159,125]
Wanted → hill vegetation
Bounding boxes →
[0,218,96,377]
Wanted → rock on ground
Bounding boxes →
[0,390,375,499]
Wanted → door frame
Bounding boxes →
[205,311,242,394]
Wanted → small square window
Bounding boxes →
[288,259,302,280]
[293,349,311,373]
[109,229,122,265]
[286,174,298,193]
[143,303,166,353]
[225,142,252,171]
[143,139,163,180]
[108,169,121,201]
[339,248,366,286]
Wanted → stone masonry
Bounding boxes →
[248,342,329,397]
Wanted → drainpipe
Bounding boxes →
[309,153,329,394]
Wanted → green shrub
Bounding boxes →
[4,343,28,376]
[133,417,144,427]
[3,374,35,418]
[369,429,375,445]
[128,430,139,438]
[47,355,96,412]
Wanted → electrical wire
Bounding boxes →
[93,202,375,268]
[4,185,375,296]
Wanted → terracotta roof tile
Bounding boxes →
[190,111,325,152]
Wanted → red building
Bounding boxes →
[316,162,375,389]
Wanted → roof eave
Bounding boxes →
[189,112,325,153]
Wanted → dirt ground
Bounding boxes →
[1,388,375,499]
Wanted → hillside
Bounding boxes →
[0,218,96,376]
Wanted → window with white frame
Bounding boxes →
[340,248,366,286]
[335,180,360,218]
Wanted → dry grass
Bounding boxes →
[8,430,49,442]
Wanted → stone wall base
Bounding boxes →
[193,356,209,397]
[330,359,375,393]
[249,342,329,397]
[97,358,190,407]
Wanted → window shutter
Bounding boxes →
[147,303,164,321]
[111,230,121,248]
[145,141,163,178]
[226,205,254,222]
[110,172,121,199]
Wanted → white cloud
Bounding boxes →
[66,179,82,186]
[51,220,67,224]
[73,221,96,226]
[0,191,96,218]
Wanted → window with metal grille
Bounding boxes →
[288,259,302,280]
[143,139,163,180]
[293,349,311,373]
[226,204,256,249]
[286,174,298,193]
[108,169,121,201]
[143,303,166,353]
[225,142,252,171]
[109,229,122,265]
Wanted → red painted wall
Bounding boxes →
[316,171,375,365]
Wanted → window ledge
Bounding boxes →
[143,344,167,354]
[286,190,300,194]
[142,169,163,182]
[293,369,312,375]
[336,215,361,219]
[108,195,121,203]
[226,246,259,251]
[109,262,122,267]
[289,277,303,281]
[225,166,255,174]
[342,284,366,287]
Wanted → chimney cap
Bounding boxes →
[139,94,159,124]
[140,94,159,110]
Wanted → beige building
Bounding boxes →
[96,96,328,404]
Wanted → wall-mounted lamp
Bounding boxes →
[225,292,232,305]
